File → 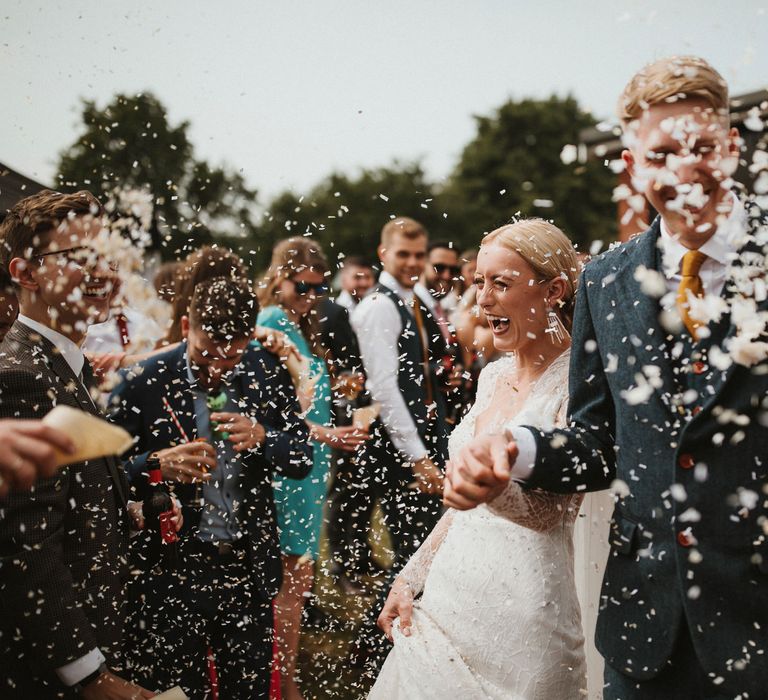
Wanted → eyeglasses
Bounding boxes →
[35,245,120,272]
[291,279,329,296]
[433,263,461,276]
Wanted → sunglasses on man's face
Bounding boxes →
[433,263,461,276]
[292,279,329,296]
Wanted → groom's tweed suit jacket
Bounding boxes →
[524,205,768,691]
[0,321,130,696]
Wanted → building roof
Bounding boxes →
[0,162,49,221]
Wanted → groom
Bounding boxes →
[442,56,767,699]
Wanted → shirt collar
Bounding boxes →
[379,270,433,307]
[17,313,85,377]
[659,193,745,278]
[184,343,241,391]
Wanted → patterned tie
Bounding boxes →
[676,250,708,339]
[115,312,131,349]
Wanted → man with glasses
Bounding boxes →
[422,241,466,422]
[0,190,152,699]
[423,241,461,316]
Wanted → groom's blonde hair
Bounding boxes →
[618,55,729,127]
[481,218,580,331]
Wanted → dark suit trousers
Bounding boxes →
[604,619,761,700]
[124,540,272,700]
[325,449,378,570]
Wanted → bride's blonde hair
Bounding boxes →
[481,218,580,331]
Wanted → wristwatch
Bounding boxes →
[73,663,108,693]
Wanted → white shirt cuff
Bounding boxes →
[55,647,105,686]
[506,427,537,482]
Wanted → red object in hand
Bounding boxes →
[158,511,179,545]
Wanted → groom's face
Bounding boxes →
[622,97,739,248]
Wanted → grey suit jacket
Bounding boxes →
[526,205,768,690]
[0,321,130,695]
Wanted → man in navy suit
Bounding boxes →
[109,276,312,699]
[443,56,767,699]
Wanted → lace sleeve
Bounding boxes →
[486,483,582,533]
[397,509,456,596]
[486,354,582,531]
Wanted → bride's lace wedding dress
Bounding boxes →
[369,350,588,699]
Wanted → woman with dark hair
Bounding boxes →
[257,236,369,700]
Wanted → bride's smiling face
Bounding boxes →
[475,243,552,354]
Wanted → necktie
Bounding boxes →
[411,296,436,420]
[676,250,708,339]
[432,301,454,345]
[115,312,130,349]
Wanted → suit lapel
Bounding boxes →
[165,344,199,443]
[11,323,95,413]
[8,322,129,507]
[612,224,679,409]
[695,210,768,414]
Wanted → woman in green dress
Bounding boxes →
[257,237,368,700]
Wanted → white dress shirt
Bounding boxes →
[84,307,164,355]
[16,314,106,685]
[335,289,357,313]
[17,314,85,377]
[351,270,435,462]
[510,197,745,483]
[658,194,744,302]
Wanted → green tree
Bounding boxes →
[56,92,259,258]
[255,162,452,272]
[443,95,616,249]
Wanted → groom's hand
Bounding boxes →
[377,578,414,642]
[444,433,518,510]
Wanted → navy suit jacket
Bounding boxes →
[526,204,768,689]
[109,342,312,599]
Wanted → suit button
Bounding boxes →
[678,453,695,469]
[692,361,707,375]
[677,530,695,548]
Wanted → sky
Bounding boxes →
[1,0,767,204]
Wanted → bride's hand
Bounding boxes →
[443,433,517,510]
[377,577,414,642]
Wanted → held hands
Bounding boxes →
[0,420,75,497]
[443,433,518,510]
[210,411,266,452]
[410,457,444,495]
[79,670,155,699]
[377,576,415,642]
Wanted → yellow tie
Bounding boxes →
[676,250,708,339]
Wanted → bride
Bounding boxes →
[369,218,608,699]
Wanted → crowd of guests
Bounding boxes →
[1,54,766,700]
[0,183,487,699]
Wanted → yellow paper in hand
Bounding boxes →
[153,687,189,700]
[42,405,134,468]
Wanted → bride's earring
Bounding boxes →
[545,307,569,344]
